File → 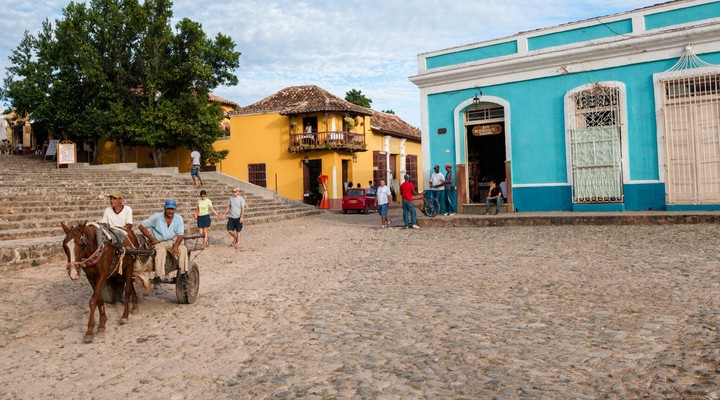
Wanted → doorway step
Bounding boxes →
[460,202,513,215]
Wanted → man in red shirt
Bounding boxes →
[400,174,420,229]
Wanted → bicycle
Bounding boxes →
[414,193,440,217]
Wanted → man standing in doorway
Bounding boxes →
[189,149,203,187]
[428,165,444,215]
[442,163,456,216]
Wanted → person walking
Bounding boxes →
[189,149,203,187]
[428,165,444,215]
[196,189,220,248]
[376,179,392,228]
[219,187,246,249]
[400,174,420,229]
[442,163,456,216]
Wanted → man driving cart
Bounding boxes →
[139,198,190,283]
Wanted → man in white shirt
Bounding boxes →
[189,149,203,187]
[100,191,133,229]
[428,165,445,216]
[376,179,393,228]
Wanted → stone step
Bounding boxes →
[0,200,289,215]
[0,208,320,244]
[0,204,308,226]
[0,155,321,270]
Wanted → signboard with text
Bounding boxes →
[471,124,503,136]
[57,140,76,167]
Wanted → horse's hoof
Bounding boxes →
[96,327,105,334]
[119,318,129,325]
[83,335,94,343]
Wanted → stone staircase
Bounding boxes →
[0,155,321,271]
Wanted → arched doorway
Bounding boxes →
[464,102,509,206]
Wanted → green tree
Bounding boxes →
[381,109,395,114]
[1,0,240,165]
[345,89,372,108]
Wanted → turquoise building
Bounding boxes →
[410,0,720,212]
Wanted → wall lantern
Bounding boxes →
[352,153,358,163]
[304,154,309,163]
[472,86,483,106]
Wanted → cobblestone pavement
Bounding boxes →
[1,210,719,399]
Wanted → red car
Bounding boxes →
[342,188,377,214]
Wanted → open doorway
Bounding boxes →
[303,159,323,205]
[466,104,507,203]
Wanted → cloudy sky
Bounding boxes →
[1,0,663,127]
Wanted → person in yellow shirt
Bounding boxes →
[196,190,220,248]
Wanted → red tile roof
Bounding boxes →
[233,85,373,117]
[370,111,421,141]
[209,92,239,108]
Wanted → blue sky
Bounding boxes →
[1,0,663,127]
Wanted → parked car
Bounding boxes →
[342,188,377,214]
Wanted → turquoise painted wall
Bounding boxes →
[426,41,517,70]
[425,51,720,212]
[528,19,632,51]
[644,1,720,30]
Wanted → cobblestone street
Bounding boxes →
[1,211,719,399]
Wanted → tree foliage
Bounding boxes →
[1,0,240,165]
[344,89,372,108]
[381,109,395,114]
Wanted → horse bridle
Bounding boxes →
[66,229,106,270]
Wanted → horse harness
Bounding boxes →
[68,224,136,275]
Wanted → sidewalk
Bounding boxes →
[417,210,720,227]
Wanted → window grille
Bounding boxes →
[660,46,720,204]
[248,163,267,188]
[466,106,504,122]
[567,84,624,203]
[406,154,418,188]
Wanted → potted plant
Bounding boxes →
[344,116,355,131]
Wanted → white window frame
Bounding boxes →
[564,81,629,203]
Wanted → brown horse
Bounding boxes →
[61,221,140,343]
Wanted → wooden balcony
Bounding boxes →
[289,130,367,153]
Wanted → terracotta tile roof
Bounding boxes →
[370,111,421,141]
[209,92,239,108]
[233,85,373,117]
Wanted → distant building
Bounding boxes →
[98,93,238,167]
[213,85,421,208]
[411,0,720,212]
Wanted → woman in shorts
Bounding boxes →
[196,190,220,248]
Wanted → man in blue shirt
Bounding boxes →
[139,198,188,282]
[442,163,456,215]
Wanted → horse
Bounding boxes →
[61,221,140,343]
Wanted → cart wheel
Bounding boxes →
[176,262,200,304]
[101,276,124,304]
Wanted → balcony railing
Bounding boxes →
[289,130,367,153]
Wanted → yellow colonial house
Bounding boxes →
[213,85,421,209]
[98,93,239,168]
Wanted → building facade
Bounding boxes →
[213,85,421,208]
[411,0,720,212]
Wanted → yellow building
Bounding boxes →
[98,93,239,168]
[213,85,422,209]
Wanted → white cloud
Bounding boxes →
[1,0,662,126]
